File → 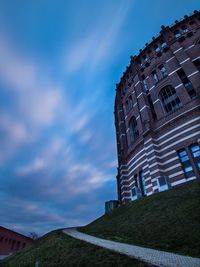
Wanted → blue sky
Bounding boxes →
[0,0,199,236]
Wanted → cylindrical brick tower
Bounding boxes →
[114,10,200,204]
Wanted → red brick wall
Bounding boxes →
[0,226,33,255]
[114,10,200,204]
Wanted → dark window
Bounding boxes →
[128,96,133,108]
[11,240,16,251]
[189,20,195,25]
[177,68,196,99]
[193,59,200,72]
[159,64,168,78]
[190,144,200,172]
[134,174,138,187]
[129,117,139,144]
[147,94,157,120]
[16,241,21,250]
[22,243,26,248]
[174,30,181,38]
[178,149,195,178]
[142,55,146,61]
[142,75,148,91]
[160,39,167,48]
[151,70,159,84]
[154,44,160,53]
[139,171,146,196]
[159,85,182,113]
[125,96,133,113]
[182,25,189,33]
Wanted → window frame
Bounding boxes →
[178,148,195,178]
[129,117,139,145]
[190,144,200,173]
[159,85,182,113]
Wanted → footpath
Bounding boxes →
[63,228,200,267]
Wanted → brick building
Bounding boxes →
[114,11,200,204]
[0,226,33,258]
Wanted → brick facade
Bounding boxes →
[0,226,33,256]
[114,11,200,204]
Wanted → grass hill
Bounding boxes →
[81,180,200,258]
[1,180,199,266]
[0,230,150,267]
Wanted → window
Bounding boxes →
[193,59,200,72]
[134,174,138,187]
[142,75,148,91]
[159,64,168,78]
[160,39,167,48]
[147,94,157,120]
[125,96,133,113]
[190,144,200,172]
[178,149,195,178]
[159,85,182,113]
[122,87,126,95]
[174,30,181,38]
[177,69,196,99]
[157,176,170,192]
[182,25,189,33]
[129,117,139,144]
[154,44,160,53]
[11,240,16,251]
[16,241,21,250]
[152,70,159,84]
[142,55,147,61]
[139,171,146,196]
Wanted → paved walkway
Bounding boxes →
[63,228,200,267]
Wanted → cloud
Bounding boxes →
[64,1,132,74]
[0,34,64,127]
[16,158,46,176]
[0,2,121,236]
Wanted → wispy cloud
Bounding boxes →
[64,1,132,74]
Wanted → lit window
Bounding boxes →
[129,117,139,144]
[151,70,159,84]
[177,69,196,99]
[159,85,182,113]
[142,75,148,91]
[178,149,195,178]
[190,144,200,172]
[174,30,181,38]
[159,64,168,78]
[182,25,189,33]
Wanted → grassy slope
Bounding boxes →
[81,180,200,257]
[0,230,151,267]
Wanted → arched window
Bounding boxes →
[129,117,139,144]
[159,85,182,113]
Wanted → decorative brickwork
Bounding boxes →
[114,11,200,204]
